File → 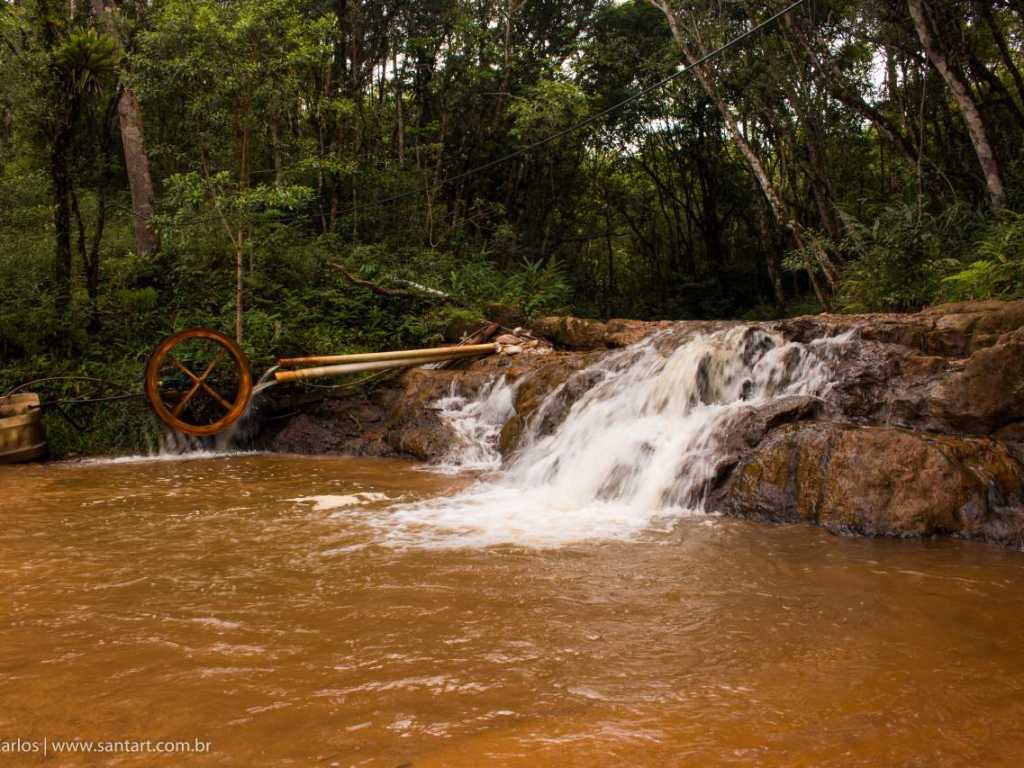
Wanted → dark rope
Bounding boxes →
[3,375,146,409]
[40,392,146,407]
[3,376,132,398]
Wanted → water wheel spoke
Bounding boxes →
[172,380,203,417]
[170,355,200,383]
[201,381,234,411]
[168,350,227,418]
[200,349,226,380]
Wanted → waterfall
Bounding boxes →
[384,325,849,548]
[432,377,517,472]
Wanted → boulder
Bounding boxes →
[928,327,1024,434]
[713,422,1024,545]
[776,299,1024,358]
[498,353,594,455]
[261,391,393,456]
[775,301,1024,437]
[381,368,492,460]
[921,299,1024,354]
[530,316,669,350]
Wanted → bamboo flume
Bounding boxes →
[273,343,499,384]
[277,343,499,368]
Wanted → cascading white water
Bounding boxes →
[432,377,517,472]
[385,325,849,548]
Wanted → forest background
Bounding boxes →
[2,0,1023,454]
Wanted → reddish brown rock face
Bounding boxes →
[714,423,1024,546]
[259,299,1024,546]
[382,367,507,461]
[530,316,674,350]
[929,327,1024,434]
[498,353,598,456]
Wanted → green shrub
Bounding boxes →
[837,203,977,312]
[937,211,1024,302]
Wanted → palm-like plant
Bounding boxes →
[54,28,117,99]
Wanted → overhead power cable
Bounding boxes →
[338,0,807,218]
[94,0,805,232]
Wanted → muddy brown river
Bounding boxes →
[2,454,1024,767]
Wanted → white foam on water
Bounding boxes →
[77,449,264,466]
[290,493,391,512]
[430,377,517,473]
[382,325,850,549]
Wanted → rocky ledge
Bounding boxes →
[257,300,1024,548]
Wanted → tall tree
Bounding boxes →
[907,0,1007,210]
[91,0,159,254]
[646,0,838,304]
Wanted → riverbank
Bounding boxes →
[257,300,1024,548]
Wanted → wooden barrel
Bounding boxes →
[0,393,47,464]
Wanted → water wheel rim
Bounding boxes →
[144,328,253,436]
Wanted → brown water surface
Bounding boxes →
[2,454,1024,767]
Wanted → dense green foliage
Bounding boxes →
[1,0,1023,454]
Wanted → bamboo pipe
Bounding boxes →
[277,343,499,368]
[274,352,491,384]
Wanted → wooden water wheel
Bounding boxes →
[144,328,253,436]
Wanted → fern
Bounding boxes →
[837,203,977,312]
[938,211,1024,301]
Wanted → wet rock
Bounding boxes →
[775,302,1024,437]
[381,368,492,460]
[706,395,823,487]
[921,300,1024,354]
[776,299,1024,358]
[727,395,823,450]
[530,316,670,350]
[498,353,594,456]
[267,413,346,454]
[384,408,453,461]
[713,422,1024,546]
[604,318,674,347]
[928,327,1024,434]
[260,299,1024,545]
[260,391,393,456]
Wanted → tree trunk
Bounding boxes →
[647,0,837,298]
[393,51,404,164]
[52,132,74,323]
[37,0,75,327]
[753,187,786,307]
[270,113,283,183]
[0,102,12,158]
[91,0,159,254]
[966,52,1024,128]
[979,3,1024,109]
[907,0,1007,210]
[117,87,160,254]
[784,15,920,166]
[235,234,244,345]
